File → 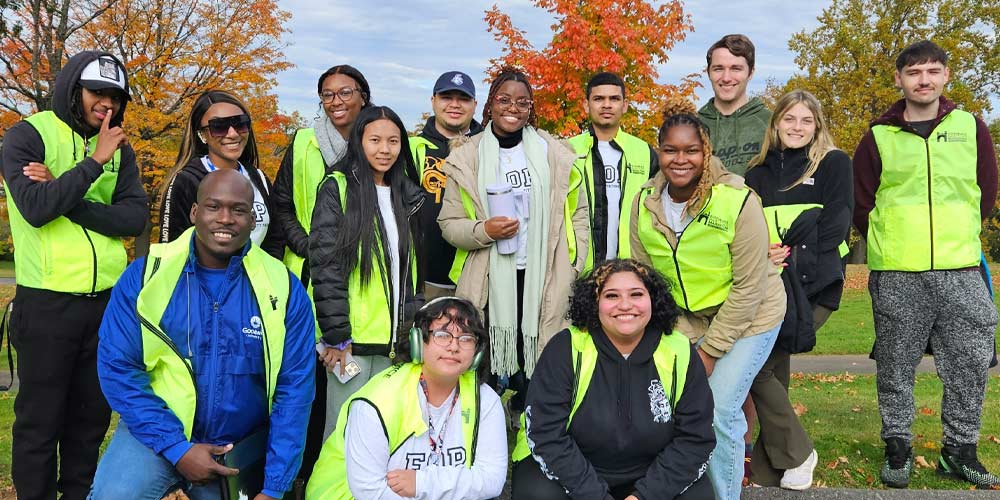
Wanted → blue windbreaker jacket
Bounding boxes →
[97,237,316,497]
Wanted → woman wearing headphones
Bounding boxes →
[306,297,508,500]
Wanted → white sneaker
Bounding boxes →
[780,449,817,490]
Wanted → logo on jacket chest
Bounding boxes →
[242,315,263,340]
[935,131,968,143]
[695,212,730,232]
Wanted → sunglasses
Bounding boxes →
[200,114,251,138]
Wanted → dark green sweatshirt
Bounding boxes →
[698,96,771,176]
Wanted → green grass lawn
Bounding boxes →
[0,262,11,280]
[791,373,1000,489]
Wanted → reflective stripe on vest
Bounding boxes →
[6,111,125,293]
[136,227,288,439]
[305,363,480,500]
[868,110,980,271]
[762,204,850,267]
[636,184,750,312]
[447,171,583,284]
[511,326,690,461]
[281,128,327,279]
[568,130,652,271]
[324,172,417,349]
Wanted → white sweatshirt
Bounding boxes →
[344,383,507,500]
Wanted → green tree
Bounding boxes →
[770,0,1000,261]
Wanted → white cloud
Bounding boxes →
[274,0,830,127]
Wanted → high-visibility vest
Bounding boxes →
[568,129,652,270]
[409,135,439,180]
[763,204,850,276]
[6,111,125,293]
[136,227,288,438]
[868,110,981,271]
[322,172,416,351]
[281,128,327,279]
[447,168,583,283]
[306,363,481,500]
[511,326,690,461]
[636,183,751,311]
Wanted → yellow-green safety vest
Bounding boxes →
[136,227,288,438]
[636,183,751,312]
[5,111,125,293]
[447,167,584,283]
[409,136,439,180]
[306,362,481,499]
[868,110,981,271]
[323,172,417,352]
[511,326,690,461]
[281,128,328,279]
[568,129,653,271]
[763,204,850,276]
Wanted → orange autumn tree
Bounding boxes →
[485,0,698,143]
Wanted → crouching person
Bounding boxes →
[306,297,507,500]
[90,169,316,500]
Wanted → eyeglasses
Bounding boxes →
[200,115,251,138]
[429,330,478,350]
[320,87,361,104]
[494,95,532,112]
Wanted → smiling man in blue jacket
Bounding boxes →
[90,169,316,500]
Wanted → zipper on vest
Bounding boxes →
[138,313,196,386]
[82,228,98,294]
[667,191,716,312]
[924,139,935,269]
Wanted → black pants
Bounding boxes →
[511,458,715,500]
[11,286,112,500]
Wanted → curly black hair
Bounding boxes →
[568,259,681,334]
[394,297,491,381]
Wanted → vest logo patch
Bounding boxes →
[625,162,646,176]
[695,212,730,232]
[935,131,968,143]
[648,379,672,423]
[242,315,263,340]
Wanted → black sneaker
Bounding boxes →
[880,437,913,488]
[938,444,1000,489]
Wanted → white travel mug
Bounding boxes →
[486,182,518,255]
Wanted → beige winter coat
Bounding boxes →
[437,129,590,350]
[629,156,786,358]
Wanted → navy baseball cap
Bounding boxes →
[433,71,476,99]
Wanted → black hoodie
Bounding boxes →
[410,115,483,286]
[524,327,716,500]
[0,50,147,238]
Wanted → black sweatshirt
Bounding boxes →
[0,50,148,239]
[524,326,715,500]
[158,155,284,259]
[744,147,852,301]
[409,115,483,286]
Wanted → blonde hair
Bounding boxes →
[658,95,714,216]
[747,90,838,190]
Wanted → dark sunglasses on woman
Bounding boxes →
[201,114,251,137]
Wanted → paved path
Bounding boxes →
[791,355,1000,375]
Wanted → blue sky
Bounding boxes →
[274,0,830,129]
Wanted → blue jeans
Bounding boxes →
[89,425,222,500]
[703,323,779,499]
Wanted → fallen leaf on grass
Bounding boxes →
[922,441,939,451]
[839,456,850,464]
[988,435,1000,445]
[851,406,862,413]
[918,406,936,416]
[826,459,841,470]
[914,455,933,468]
[793,402,808,416]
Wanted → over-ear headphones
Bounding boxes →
[410,296,484,372]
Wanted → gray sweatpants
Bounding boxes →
[869,270,997,446]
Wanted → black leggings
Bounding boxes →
[511,458,716,500]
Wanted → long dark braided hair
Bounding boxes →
[482,67,538,127]
[657,96,715,216]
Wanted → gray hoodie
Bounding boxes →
[698,96,771,176]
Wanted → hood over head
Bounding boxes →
[52,50,130,137]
